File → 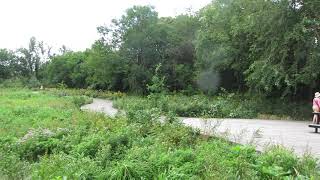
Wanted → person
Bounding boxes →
[312,92,320,124]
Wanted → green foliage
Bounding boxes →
[71,133,105,158]
[31,153,103,179]
[115,93,256,119]
[197,0,320,97]
[17,37,50,80]
[256,146,299,178]
[45,88,126,100]
[147,63,167,94]
[0,78,25,88]
[23,8,198,94]
[85,41,125,90]
[115,91,311,120]
[70,96,93,107]
[0,49,17,80]
[1,2,320,100]
[0,88,319,179]
[0,149,30,180]
[17,129,57,161]
[26,76,41,88]
[1,1,320,178]
[45,52,88,88]
[94,6,199,93]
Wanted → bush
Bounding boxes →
[0,150,30,180]
[1,88,318,179]
[71,133,105,158]
[26,76,41,89]
[151,149,204,179]
[45,88,126,100]
[31,153,103,179]
[126,107,161,124]
[114,92,310,120]
[17,128,61,161]
[157,123,199,148]
[228,145,258,178]
[256,146,306,179]
[105,159,153,179]
[0,78,24,88]
[70,96,92,107]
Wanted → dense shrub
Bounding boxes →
[46,88,126,100]
[0,88,318,179]
[17,129,60,161]
[114,92,309,120]
[0,78,25,88]
[26,76,41,89]
[0,149,30,180]
[70,96,92,107]
[31,153,103,179]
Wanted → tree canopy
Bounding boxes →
[1,1,320,98]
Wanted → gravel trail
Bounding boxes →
[81,98,320,156]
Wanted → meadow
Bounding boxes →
[0,88,319,179]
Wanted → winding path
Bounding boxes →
[81,98,118,117]
[81,98,320,157]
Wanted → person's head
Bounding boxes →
[315,92,320,98]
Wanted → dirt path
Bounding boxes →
[81,98,118,117]
[182,118,319,156]
[81,98,320,157]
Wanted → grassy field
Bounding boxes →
[0,88,318,179]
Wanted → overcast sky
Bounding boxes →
[0,0,211,51]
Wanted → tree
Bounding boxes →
[244,0,320,97]
[85,41,126,90]
[98,6,164,93]
[159,15,199,91]
[0,49,16,80]
[196,0,320,98]
[16,37,50,80]
[45,51,88,88]
[97,6,199,93]
[196,0,258,91]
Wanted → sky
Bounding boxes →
[0,0,211,51]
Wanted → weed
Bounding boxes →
[0,88,318,179]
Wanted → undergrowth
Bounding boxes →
[114,92,310,120]
[0,88,317,179]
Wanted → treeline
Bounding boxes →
[1,0,320,98]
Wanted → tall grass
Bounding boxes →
[0,88,318,179]
[114,92,311,120]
